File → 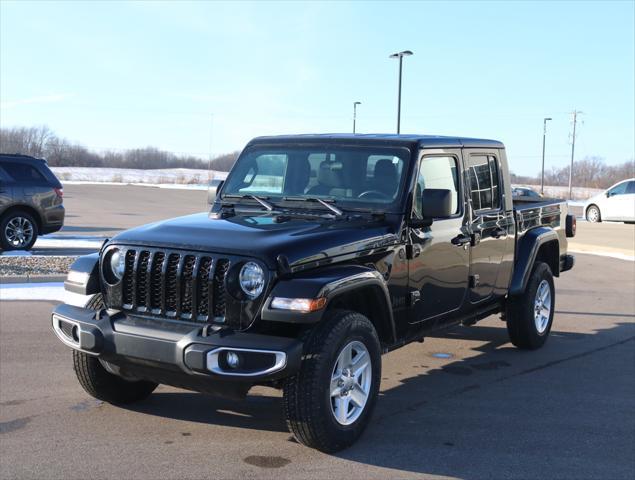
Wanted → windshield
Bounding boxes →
[221,145,411,212]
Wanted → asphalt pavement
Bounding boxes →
[24,184,635,259]
[1,254,633,480]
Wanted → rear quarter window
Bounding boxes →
[1,161,49,184]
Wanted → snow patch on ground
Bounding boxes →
[0,282,89,306]
[52,167,227,187]
[34,235,106,249]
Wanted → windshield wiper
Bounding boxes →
[282,196,344,216]
[223,194,274,211]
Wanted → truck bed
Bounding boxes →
[513,197,570,260]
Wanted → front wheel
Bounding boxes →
[506,261,555,350]
[72,294,157,404]
[283,310,381,452]
[586,205,601,223]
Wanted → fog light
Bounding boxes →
[71,325,80,343]
[226,351,240,369]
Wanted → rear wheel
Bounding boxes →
[72,294,157,404]
[506,262,555,350]
[283,310,381,452]
[586,205,601,223]
[0,210,38,251]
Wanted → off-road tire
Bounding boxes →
[586,205,601,223]
[72,294,157,404]
[0,210,38,251]
[506,261,555,350]
[283,310,381,453]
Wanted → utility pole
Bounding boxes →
[207,113,214,184]
[353,101,361,134]
[568,110,583,200]
[540,117,552,195]
[389,50,413,134]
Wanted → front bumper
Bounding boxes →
[51,303,303,385]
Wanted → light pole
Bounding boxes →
[353,101,361,134]
[540,117,552,195]
[389,50,413,134]
[568,110,582,200]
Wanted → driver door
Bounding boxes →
[408,149,469,329]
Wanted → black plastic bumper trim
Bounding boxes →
[51,303,302,382]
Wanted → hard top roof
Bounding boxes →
[248,133,504,149]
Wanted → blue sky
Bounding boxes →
[1,0,633,175]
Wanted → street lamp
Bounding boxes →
[353,101,361,134]
[540,117,552,195]
[389,50,413,134]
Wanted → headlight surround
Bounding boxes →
[238,261,265,299]
[104,248,125,284]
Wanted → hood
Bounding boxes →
[110,212,401,269]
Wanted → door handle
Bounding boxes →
[492,227,507,238]
[452,234,471,247]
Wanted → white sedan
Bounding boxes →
[584,178,635,223]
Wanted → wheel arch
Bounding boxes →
[510,227,559,295]
[261,264,397,346]
[0,204,43,233]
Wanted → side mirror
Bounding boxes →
[207,179,224,205]
[605,191,611,198]
[409,188,453,228]
[422,188,453,218]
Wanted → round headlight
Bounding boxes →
[239,262,265,299]
[109,249,125,281]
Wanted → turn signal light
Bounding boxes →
[270,297,327,313]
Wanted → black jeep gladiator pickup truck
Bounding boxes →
[52,134,575,452]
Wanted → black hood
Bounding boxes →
[110,212,401,269]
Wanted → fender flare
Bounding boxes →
[64,253,101,295]
[510,227,559,295]
[261,264,396,343]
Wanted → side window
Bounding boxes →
[468,155,500,211]
[235,154,288,194]
[2,162,47,183]
[608,182,629,196]
[414,156,459,218]
[626,181,635,194]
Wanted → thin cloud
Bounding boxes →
[0,93,73,109]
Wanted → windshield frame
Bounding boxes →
[219,143,415,214]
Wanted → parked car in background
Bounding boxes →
[583,178,635,223]
[512,186,542,200]
[0,153,65,250]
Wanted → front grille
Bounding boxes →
[119,248,230,323]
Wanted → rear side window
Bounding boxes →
[468,155,500,211]
[1,162,48,183]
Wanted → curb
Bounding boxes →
[0,275,66,284]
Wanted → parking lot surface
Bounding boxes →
[1,254,633,479]
[33,184,632,259]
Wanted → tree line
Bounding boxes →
[1,126,632,186]
[0,126,239,171]
[510,156,634,189]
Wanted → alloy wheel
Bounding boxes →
[330,340,372,426]
[4,216,35,249]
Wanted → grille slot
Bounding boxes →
[136,251,151,311]
[122,250,136,307]
[115,248,231,324]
